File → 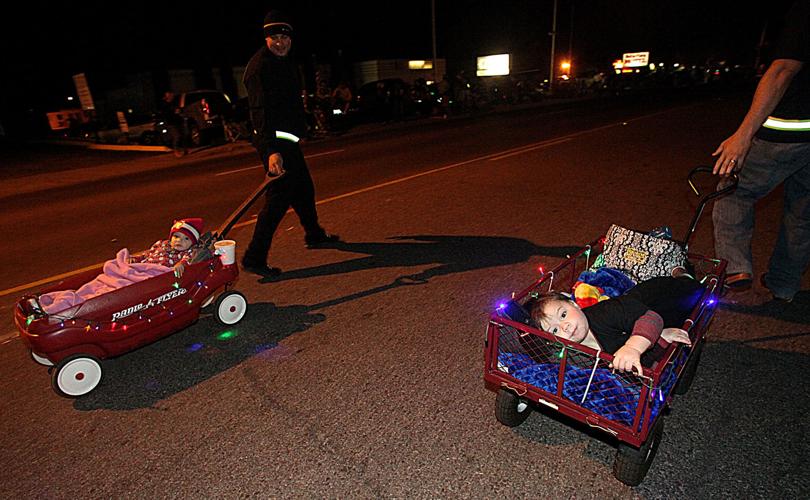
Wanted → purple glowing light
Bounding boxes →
[186,343,204,352]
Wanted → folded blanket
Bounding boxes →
[40,248,172,314]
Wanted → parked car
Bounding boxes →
[94,112,158,145]
[157,89,235,147]
[129,120,160,145]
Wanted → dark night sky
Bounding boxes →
[0,0,796,114]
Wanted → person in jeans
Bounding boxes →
[712,0,810,303]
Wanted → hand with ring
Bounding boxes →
[712,132,751,176]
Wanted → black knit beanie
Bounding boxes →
[263,10,293,37]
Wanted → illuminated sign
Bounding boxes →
[408,60,433,70]
[72,73,95,111]
[477,54,510,76]
[622,52,650,68]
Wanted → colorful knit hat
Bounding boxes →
[169,218,204,245]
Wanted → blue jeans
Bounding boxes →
[712,138,810,299]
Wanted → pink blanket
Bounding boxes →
[40,248,172,314]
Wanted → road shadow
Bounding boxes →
[719,290,810,325]
[74,302,325,411]
[260,235,580,309]
[499,340,809,496]
[262,234,579,283]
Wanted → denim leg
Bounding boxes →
[712,139,790,275]
[765,143,810,299]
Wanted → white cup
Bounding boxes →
[214,240,236,265]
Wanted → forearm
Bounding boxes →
[734,60,803,140]
[623,334,652,355]
[629,310,665,349]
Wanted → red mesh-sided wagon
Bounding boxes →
[483,167,736,485]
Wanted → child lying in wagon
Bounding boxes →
[530,276,704,374]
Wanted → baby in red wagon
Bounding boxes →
[134,218,206,277]
[38,218,210,315]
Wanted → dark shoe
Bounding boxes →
[241,262,281,277]
[760,273,793,303]
[725,272,752,291]
[305,232,340,249]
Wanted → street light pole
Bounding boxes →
[432,0,438,84]
[549,0,558,92]
[568,1,574,77]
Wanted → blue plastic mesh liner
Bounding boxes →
[499,352,675,428]
[499,352,559,392]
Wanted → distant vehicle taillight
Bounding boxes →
[201,99,211,117]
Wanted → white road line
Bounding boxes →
[214,164,263,176]
[215,149,346,176]
[0,111,664,301]
[304,149,346,159]
[311,136,574,206]
[487,138,572,161]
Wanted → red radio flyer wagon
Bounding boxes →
[13,176,279,398]
[483,167,736,485]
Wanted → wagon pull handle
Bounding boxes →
[214,173,286,240]
[681,166,739,250]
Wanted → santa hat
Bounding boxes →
[169,218,204,245]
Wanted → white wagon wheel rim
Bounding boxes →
[57,358,102,396]
[218,294,247,325]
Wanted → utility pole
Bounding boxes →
[549,0,558,92]
[432,0,438,84]
[568,1,574,77]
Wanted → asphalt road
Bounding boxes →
[1,93,808,498]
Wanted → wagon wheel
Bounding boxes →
[495,388,532,427]
[30,350,54,366]
[613,415,665,486]
[674,339,705,395]
[215,291,247,325]
[51,355,102,398]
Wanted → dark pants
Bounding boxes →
[625,276,705,328]
[242,141,323,265]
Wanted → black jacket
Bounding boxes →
[584,276,704,355]
[243,46,307,159]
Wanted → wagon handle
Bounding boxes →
[681,166,738,251]
[214,173,285,240]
